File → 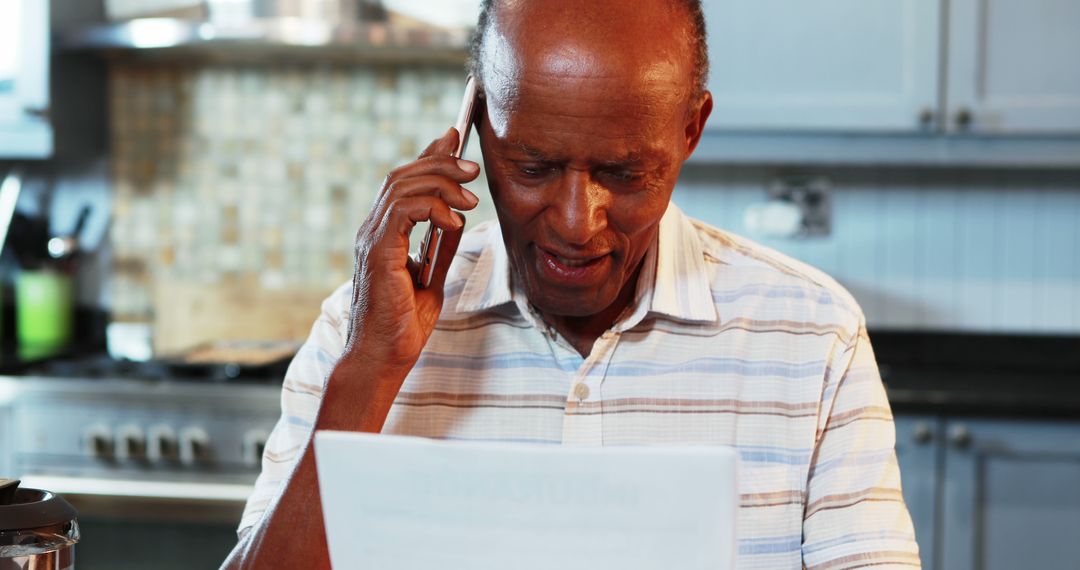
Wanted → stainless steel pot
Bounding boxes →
[0,479,80,570]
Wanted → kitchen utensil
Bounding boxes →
[16,269,73,360]
[47,204,92,263]
[0,479,80,570]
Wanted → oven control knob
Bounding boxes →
[84,425,114,459]
[115,425,146,461]
[179,427,210,466]
[148,425,179,462]
[242,429,270,467]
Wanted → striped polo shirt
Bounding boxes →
[240,203,920,569]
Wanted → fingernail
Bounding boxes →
[455,212,466,228]
[463,189,479,205]
[444,126,456,138]
[457,159,479,174]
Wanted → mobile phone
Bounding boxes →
[414,75,480,289]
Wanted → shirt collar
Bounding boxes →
[456,202,718,325]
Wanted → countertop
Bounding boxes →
[871,331,1080,418]
[1,332,1077,419]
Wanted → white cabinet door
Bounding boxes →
[703,0,941,133]
[0,0,51,158]
[947,0,1080,134]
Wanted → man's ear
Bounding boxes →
[683,91,713,159]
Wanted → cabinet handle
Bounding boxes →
[955,107,974,129]
[913,422,933,445]
[949,424,972,448]
[22,106,50,120]
[918,107,935,127]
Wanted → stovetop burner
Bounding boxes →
[18,353,291,384]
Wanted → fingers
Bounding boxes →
[385,195,464,238]
[371,149,480,226]
[386,155,480,186]
[383,174,479,211]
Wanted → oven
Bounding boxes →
[1,374,282,569]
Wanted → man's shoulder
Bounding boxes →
[687,216,864,327]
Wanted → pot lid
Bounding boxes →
[0,479,78,531]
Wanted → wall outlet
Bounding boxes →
[768,176,831,237]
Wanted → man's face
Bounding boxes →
[475,1,709,319]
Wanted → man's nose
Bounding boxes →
[549,170,608,247]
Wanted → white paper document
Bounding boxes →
[314,431,738,570]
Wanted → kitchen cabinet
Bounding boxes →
[703,0,941,133]
[0,0,52,158]
[702,0,1080,136]
[894,414,1080,570]
[940,419,1080,570]
[946,0,1080,134]
[894,415,941,570]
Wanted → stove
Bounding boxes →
[0,355,288,525]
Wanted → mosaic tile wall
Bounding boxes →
[108,63,1080,338]
[109,63,495,326]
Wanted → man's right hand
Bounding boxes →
[334,127,481,410]
[220,129,481,570]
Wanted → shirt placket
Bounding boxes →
[560,330,621,446]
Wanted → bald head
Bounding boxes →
[466,0,709,100]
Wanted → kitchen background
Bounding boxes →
[1,0,1078,569]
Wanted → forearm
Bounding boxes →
[222,441,328,569]
[221,357,410,569]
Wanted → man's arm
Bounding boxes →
[221,129,480,569]
[222,355,409,569]
[801,323,922,570]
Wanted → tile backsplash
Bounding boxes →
[108,63,494,349]
[108,62,1080,345]
[675,167,1080,335]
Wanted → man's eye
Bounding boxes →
[518,165,551,178]
[603,169,643,183]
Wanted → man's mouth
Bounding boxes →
[535,246,611,285]
[550,254,601,267]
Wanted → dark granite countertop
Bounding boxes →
[870,331,1080,418]
[3,330,1078,418]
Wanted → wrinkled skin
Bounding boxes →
[477,0,712,354]
[221,1,711,567]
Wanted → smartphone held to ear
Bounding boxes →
[414,75,480,290]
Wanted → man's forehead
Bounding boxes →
[480,0,694,96]
[507,140,672,168]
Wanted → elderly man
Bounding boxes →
[224,0,920,568]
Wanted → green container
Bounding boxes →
[16,270,73,361]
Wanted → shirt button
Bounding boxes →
[573,382,590,401]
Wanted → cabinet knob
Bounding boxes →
[949,424,972,448]
[955,107,974,129]
[918,107,935,127]
[179,427,210,466]
[242,429,270,467]
[115,425,147,461]
[148,425,179,462]
[913,422,934,445]
[84,425,114,460]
